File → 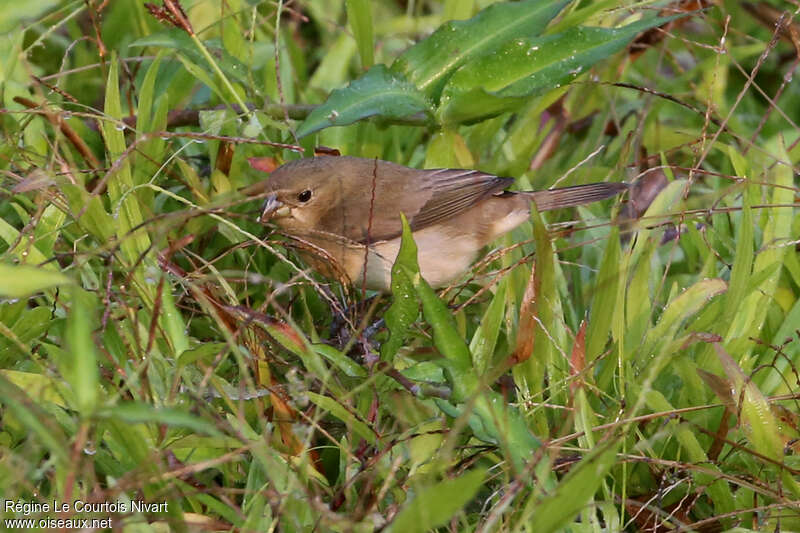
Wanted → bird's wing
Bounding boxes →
[328,163,513,245]
[406,168,513,232]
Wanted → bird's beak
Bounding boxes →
[259,194,291,223]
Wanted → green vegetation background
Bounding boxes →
[1,0,800,531]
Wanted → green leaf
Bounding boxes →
[382,213,421,361]
[640,278,727,368]
[64,287,100,414]
[472,392,541,470]
[0,217,51,267]
[726,138,794,347]
[387,469,485,533]
[392,0,568,99]
[390,215,477,400]
[103,53,152,276]
[523,441,620,532]
[440,16,681,124]
[0,374,69,463]
[314,344,366,378]
[130,29,249,84]
[411,266,476,402]
[160,278,189,356]
[296,64,432,138]
[346,0,374,69]
[0,263,72,297]
[306,391,376,444]
[99,402,225,438]
[0,369,65,407]
[585,227,620,361]
[469,279,507,375]
[645,389,736,517]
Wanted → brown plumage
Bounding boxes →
[248,156,626,291]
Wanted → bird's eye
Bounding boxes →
[297,189,312,203]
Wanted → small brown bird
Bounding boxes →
[249,156,626,292]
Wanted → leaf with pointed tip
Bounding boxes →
[296,64,432,138]
[381,214,421,362]
[440,15,685,124]
[392,0,569,100]
[386,469,485,533]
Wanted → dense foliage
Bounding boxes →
[1,0,799,531]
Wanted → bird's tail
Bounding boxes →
[522,182,628,211]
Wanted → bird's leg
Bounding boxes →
[330,294,385,353]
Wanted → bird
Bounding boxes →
[246,156,627,292]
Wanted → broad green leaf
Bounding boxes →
[390,215,476,399]
[386,469,485,533]
[410,266,476,402]
[0,263,72,297]
[307,391,377,445]
[523,441,620,532]
[346,0,374,69]
[297,64,432,138]
[472,392,541,470]
[440,16,681,124]
[382,213,421,361]
[392,0,568,99]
